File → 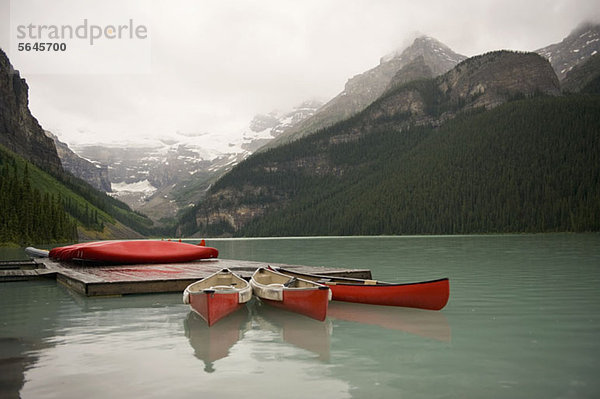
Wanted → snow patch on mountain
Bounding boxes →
[69,99,322,220]
[111,179,157,194]
[239,100,323,152]
[536,23,600,80]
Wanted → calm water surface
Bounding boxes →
[1,234,599,398]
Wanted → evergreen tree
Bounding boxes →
[185,94,600,237]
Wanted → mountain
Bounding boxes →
[46,131,112,192]
[364,51,559,132]
[238,95,600,236]
[536,22,600,80]
[71,100,323,224]
[0,144,153,244]
[72,142,224,221]
[0,48,155,244]
[0,49,62,174]
[243,100,324,152]
[385,55,435,90]
[1,145,77,244]
[177,50,574,237]
[561,53,600,94]
[261,36,467,150]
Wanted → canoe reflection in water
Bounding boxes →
[253,299,333,361]
[328,301,451,342]
[183,298,451,372]
[183,299,332,370]
[183,307,250,373]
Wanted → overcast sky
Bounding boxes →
[1,0,599,148]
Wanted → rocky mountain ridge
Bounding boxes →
[261,36,467,150]
[0,49,63,174]
[71,100,322,222]
[561,53,600,93]
[46,131,112,192]
[73,143,220,219]
[180,50,563,236]
[7,23,598,234]
[0,48,154,241]
[385,56,435,90]
[319,51,560,149]
[536,22,600,80]
[59,25,600,227]
[243,100,324,152]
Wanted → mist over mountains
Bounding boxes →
[2,22,600,240]
[0,48,155,243]
[175,25,600,237]
[262,36,468,150]
[64,34,469,224]
[536,22,600,80]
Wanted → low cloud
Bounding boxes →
[1,0,598,146]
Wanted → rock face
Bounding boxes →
[242,100,324,152]
[386,56,435,90]
[184,50,561,236]
[0,49,62,173]
[341,51,560,141]
[46,131,112,192]
[438,51,560,109]
[380,36,466,76]
[249,114,280,134]
[74,142,244,221]
[262,36,466,150]
[536,23,600,80]
[561,53,600,93]
[68,99,322,223]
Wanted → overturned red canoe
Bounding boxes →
[273,267,449,311]
[49,240,218,264]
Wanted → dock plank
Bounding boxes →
[0,268,56,282]
[8,258,372,297]
[0,260,38,270]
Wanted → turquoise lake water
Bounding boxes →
[1,234,599,398]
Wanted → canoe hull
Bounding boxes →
[189,291,243,327]
[274,267,449,310]
[250,268,330,321]
[183,269,252,326]
[49,240,218,264]
[328,279,449,310]
[260,288,330,322]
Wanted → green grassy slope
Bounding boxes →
[1,144,155,245]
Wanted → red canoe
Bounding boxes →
[49,240,219,264]
[183,269,252,326]
[250,268,331,321]
[273,267,449,311]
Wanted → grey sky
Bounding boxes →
[1,0,599,147]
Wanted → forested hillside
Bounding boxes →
[0,144,156,245]
[182,94,600,236]
[1,48,160,245]
[0,154,77,244]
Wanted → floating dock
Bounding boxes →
[0,258,372,297]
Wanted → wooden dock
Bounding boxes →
[0,258,372,297]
